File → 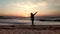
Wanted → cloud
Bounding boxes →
[0,0,60,16]
[1,0,48,17]
[45,0,60,10]
[4,1,48,11]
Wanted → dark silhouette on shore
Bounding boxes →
[30,12,37,25]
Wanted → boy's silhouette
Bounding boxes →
[30,12,37,25]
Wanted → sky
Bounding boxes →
[0,0,60,17]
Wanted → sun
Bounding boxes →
[1,1,48,17]
[20,4,37,17]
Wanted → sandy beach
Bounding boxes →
[0,25,60,34]
[0,19,60,34]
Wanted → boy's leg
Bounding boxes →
[32,20,34,26]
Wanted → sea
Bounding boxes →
[0,19,60,25]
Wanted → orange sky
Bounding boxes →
[0,0,60,17]
[0,10,60,17]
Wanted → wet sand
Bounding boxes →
[0,25,60,34]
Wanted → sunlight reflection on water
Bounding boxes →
[0,19,60,25]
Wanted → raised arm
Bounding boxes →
[34,12,37,15]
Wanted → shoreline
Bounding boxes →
[0,25,60,30]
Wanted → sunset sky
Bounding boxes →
[0,0,60,17]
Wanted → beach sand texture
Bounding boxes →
[0,25,60,34]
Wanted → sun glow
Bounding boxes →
[21,5,36,11]
[4,2,48,17]
[19,4,37,17]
